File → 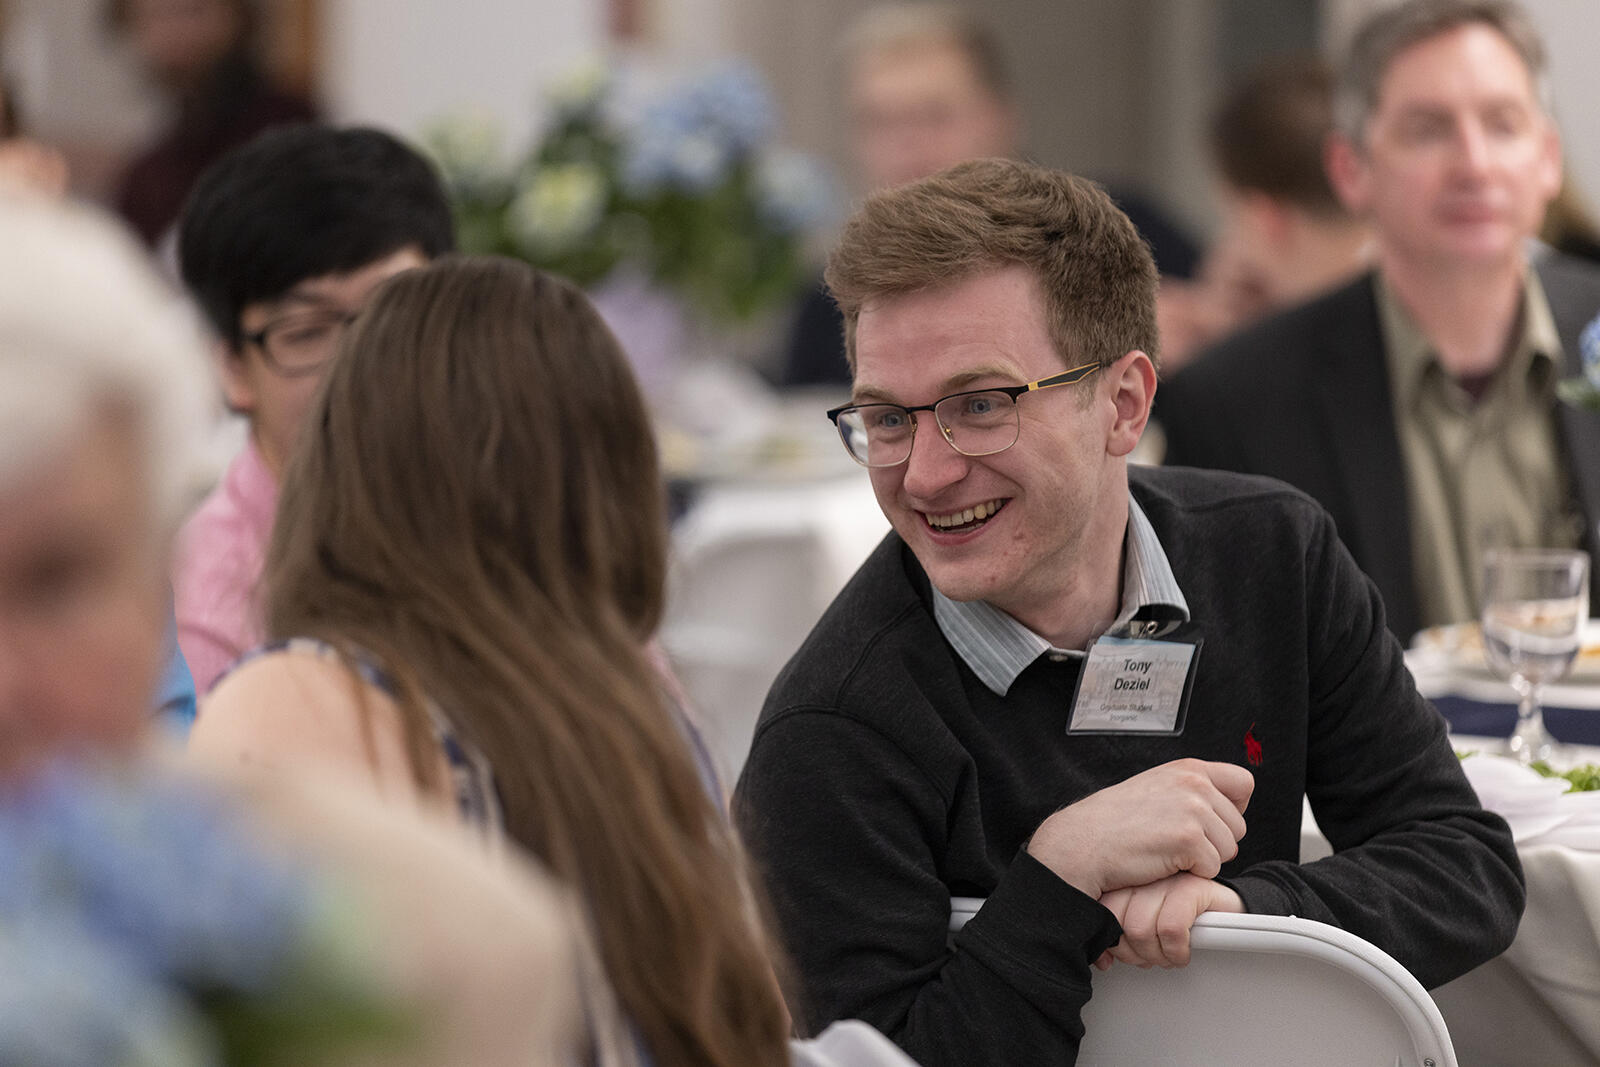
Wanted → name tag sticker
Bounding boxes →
[1067,632,1201,735]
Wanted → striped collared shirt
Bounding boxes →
[931,493,1190,695]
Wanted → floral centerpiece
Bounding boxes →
[1555,311,1600,411]
[0,766,408,1066]
[423,60,834,327]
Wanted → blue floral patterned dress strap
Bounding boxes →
[223,638,506,840]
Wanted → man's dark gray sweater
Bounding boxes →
[735,465,1524,1067]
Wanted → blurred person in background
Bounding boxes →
[107,0,317,247]
[1161,0,1600,643]
[189,254,919,1067]
[0,194,588,1067]
[1158,55,1371,371]
[171,124,453,695]
[0,76,69,198]
[777,2,1197,389]
[0,196,210,781]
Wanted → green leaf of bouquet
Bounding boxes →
[198,979,419,1067]
[1556,378,1600,411]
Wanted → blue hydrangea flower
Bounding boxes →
[0,767,316,994]
[1580,311,1600,389]
[0,915,216,1067]
[621,61,777,195]
[684,62,775,154]
[757,150,839,233]
[623,103,733,194]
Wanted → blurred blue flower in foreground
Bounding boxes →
[0,916,213,1067]
[424,58,838,325]
[0,766,405,1066]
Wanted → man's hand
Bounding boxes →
[1094,874,1245,970]
[1025,758,1254,899]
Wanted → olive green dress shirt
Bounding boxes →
[1378,272,1584,629]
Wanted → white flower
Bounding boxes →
[420,112,507,193]
[508,162,609,254]
[546,58,610,115]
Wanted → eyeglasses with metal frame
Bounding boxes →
[826,361,1103,468]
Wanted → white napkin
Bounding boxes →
[1461,754,1600,850]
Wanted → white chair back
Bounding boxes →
[661,477,887,784]
[949,898,1457,1067]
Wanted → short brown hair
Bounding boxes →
[1212,54,1342,218]
[1334,0,1550,141]
[824,157,1160,373]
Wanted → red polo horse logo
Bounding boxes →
[1244,723,1263,767]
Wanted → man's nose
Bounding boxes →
[1451,121,1493,178]
[900,412,969,498]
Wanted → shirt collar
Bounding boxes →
[1378,270,1561,413]
[931,492,1190,696]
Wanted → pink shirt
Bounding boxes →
[173,439,279,695]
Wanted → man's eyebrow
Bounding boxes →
[945,365,1017,390]
[849,384,897,405]
[852,364,1020,405]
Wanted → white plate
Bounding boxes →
[1411,620,1600,682]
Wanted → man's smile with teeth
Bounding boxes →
[925,498,1007,529]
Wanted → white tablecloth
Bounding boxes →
[1303,744,1600,1066]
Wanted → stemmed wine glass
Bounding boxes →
[1480,549,1590,764]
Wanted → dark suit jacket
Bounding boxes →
[1158,254,1600,642]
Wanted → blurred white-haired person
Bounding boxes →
[0,193,214,776]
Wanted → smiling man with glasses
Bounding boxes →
[734,157,1522,1067]
[171,124,454,694]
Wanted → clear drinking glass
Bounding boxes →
[1480,549,1590,764]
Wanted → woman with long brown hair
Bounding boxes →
[188,256,799,1067]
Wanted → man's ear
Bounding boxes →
[1534,121,1564,210]
[1324,130,1368,217]
[1106,349,1157,459]
[215,340,256,414]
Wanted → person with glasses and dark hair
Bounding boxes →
[172,123,454,695]
[734,157,1523,1067]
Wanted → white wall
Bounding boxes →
[320,0,605,147]
[1,0,157,144]
[1524,0,1600,209]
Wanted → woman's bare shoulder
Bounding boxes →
[188,645,433,808]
